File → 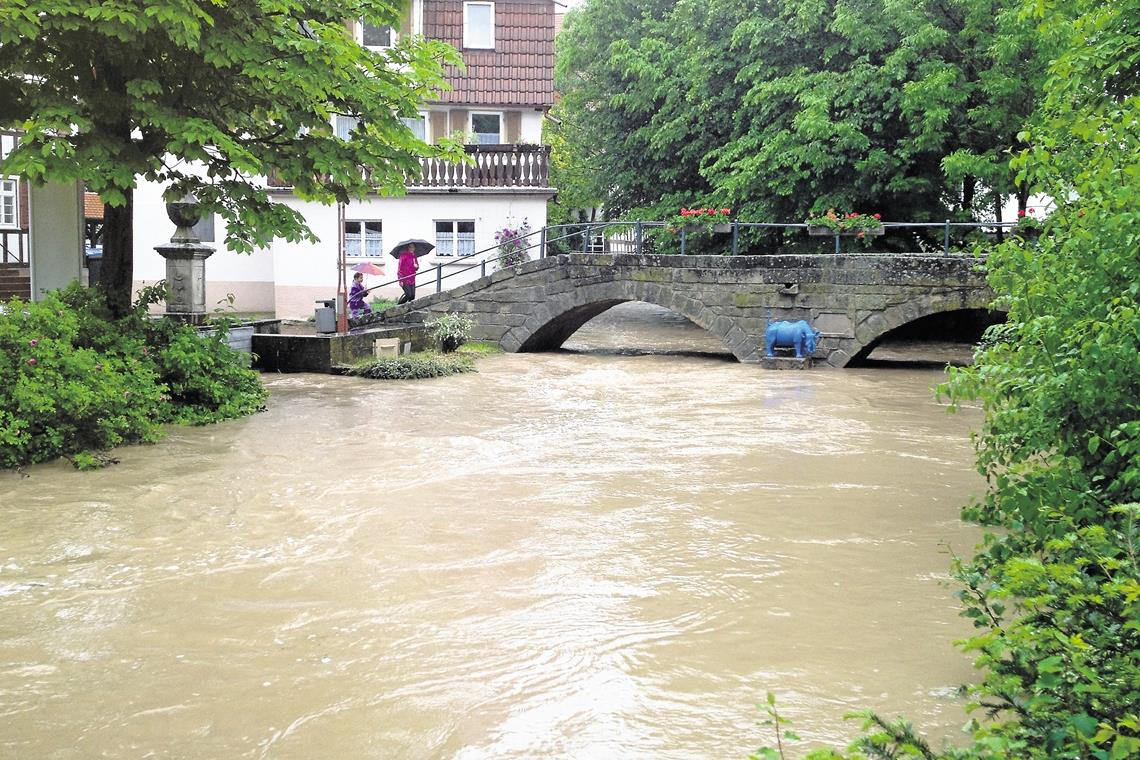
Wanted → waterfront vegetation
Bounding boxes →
[740,0,1140,756]
[0,284,267,470]
[348,351,476,381]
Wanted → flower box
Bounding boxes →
[807,224,884,237]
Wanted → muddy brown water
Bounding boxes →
[0,303,983,758]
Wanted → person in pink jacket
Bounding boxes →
[396,244,419,304]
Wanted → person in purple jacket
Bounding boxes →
[396,244,419,304]
[348,272,371,318]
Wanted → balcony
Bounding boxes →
[266,144,552,191]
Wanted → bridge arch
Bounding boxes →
[503,281,743,359]
[837,290,1003,367]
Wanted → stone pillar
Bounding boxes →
[154,194,214,323]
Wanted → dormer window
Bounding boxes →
[356,19,394,50]
[463,2,495,49]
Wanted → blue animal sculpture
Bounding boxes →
[765,319,821,358]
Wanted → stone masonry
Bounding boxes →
[362,253,995,366]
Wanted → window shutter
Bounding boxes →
[450,109,470,139]
[430,112,448,144]
[505,111,522,144]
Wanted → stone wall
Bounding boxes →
[362,253,994,366]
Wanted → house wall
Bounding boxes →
[131,179,550,319]
[270,192,550,319]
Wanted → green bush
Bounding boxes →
[348,351,475,380]
[0,284,267,469]
[425,311,474,353]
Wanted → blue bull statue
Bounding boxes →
[765,319,821,358]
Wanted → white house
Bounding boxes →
[132,0,558,319]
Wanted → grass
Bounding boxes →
[457,340,503,355]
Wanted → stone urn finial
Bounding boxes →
[165,192,202,243]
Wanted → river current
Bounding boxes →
[0,303,983,759]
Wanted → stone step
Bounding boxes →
[0,266,31,301]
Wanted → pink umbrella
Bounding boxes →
[351,261,386,276]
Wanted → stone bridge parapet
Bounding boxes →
[361,253,994,366]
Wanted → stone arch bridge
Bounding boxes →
[364,253,996,366]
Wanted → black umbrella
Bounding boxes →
[389,238,435,259]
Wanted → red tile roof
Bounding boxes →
[84,192,103,220]
[426,0,555,108]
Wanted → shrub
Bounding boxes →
[425,311,474,353]
[0,284,267,469]
[348,352,475,380]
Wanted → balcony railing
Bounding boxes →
[266,144,551,191]
[414,144,550,188]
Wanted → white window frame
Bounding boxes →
[355,19,395,50]
[435,220,475,258]
[400,112,429,142]
[463,2,495,49]
[334,115,360,140]
[0,178,18,229]
[344,219,383,259]
[469,111,502,145]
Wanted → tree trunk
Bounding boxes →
[962,176,976,215]
[994,196,1004,244]
[98,185,134,317]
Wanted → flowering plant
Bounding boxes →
[670,206,733,233]
[495,219,532,268]
[1016,207,1042,231]
[804,209,883,237]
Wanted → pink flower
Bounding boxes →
[720,208,731,215]
[1017,209,1026,217]
[28,339,38,347]
[1027,207,1035,214]
[26,358,37,366]
[873,213,881,220]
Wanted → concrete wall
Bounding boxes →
[369,253,997,366]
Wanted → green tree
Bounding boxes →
[750,0,1140,757]
[555,0,1042,235]
[0,0,462,315]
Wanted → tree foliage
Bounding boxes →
[552,0,1043,231]
[0,0,462,314]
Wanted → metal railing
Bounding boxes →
[0,229,28,265]
[552,219,1022,257]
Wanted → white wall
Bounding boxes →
[28,181,84,298]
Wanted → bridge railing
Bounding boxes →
[355,218,1021,311]
[358,224,584,303]
[551,219,1024,257]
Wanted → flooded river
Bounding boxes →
[0,304,983,758]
